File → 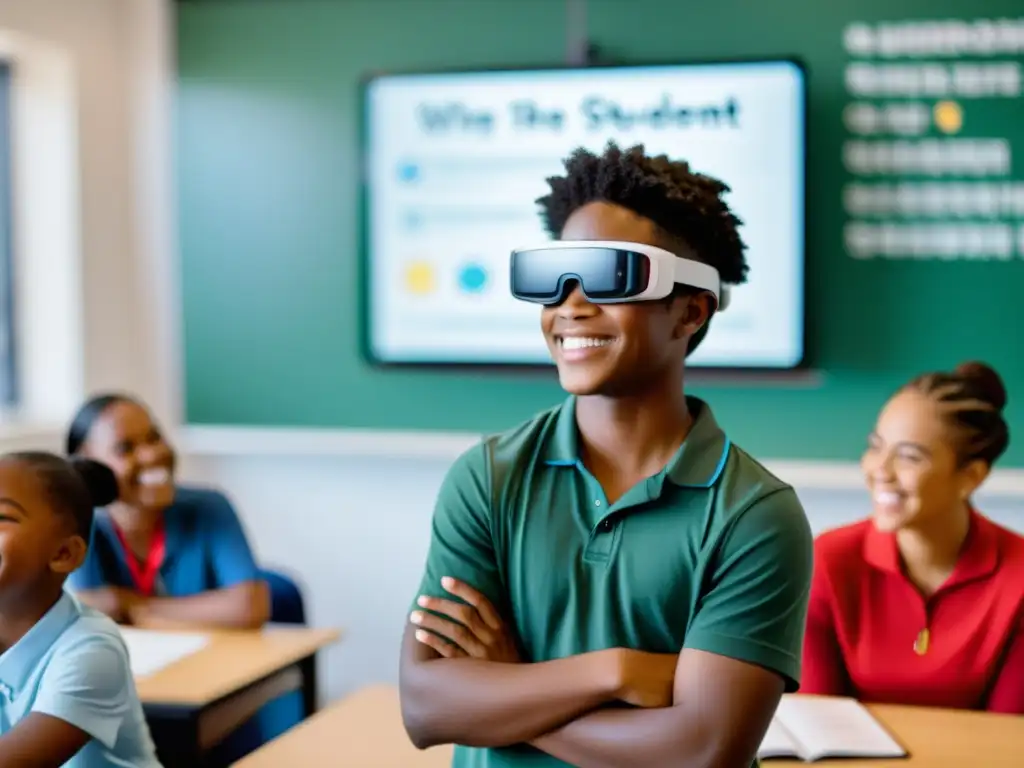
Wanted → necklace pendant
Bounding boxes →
[914,628,930,655]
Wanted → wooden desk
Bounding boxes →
[233,685,452,767]
[136,626,341,767]
[235,687,1024,768]
[771,702,1024,767]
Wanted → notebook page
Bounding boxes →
[118,628,210,677]
[776,696,906,760]
[757,717,800,759]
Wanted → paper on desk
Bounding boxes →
[118,627,210,677]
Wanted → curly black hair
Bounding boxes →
[536,142,748,354]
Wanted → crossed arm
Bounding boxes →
[132,580,268,629]
[75,581,270,630]
[401,620,785,768]
[400,623,618,749]
[70,491,271,630]
[531,650,784,768]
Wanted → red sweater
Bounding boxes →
[801,510,1024,713]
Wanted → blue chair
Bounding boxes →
[261,568,307,625]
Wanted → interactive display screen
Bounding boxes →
[363,60,805,368]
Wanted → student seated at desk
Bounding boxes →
[63,393,299,762]
[803,361,1024,714]
[63,393,269,629]
[0,451,159,767]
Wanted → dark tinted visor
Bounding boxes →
[510,247,651,304]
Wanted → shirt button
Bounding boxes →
[599,519,613,532]
[594,500,601,507]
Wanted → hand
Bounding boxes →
[79,587,143,624]
[411,576,520,663]
[112,587,149,624]
[612,649,678,709]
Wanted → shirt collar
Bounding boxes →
[95,501,182,571]
[863,508,1000,589]
[542,395,732,490]
[0,591,79,700]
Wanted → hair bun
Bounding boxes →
[69,458,119,508]
[954,361,1007,411]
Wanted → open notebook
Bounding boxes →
[758,696,907,762]
[118,628,210,678]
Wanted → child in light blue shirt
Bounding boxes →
[0,452,160,767]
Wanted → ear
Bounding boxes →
[49,534,87,576]
[671,292,713,341]
[959,459,991,500]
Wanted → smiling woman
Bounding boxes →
[62,393,270,631]
[62,393,306,765]
[802,361,1024,714]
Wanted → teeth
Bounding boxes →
[139,468,170,486]
[874,491,902,505]
[560,337,611,350]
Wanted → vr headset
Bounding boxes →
[509,240,730,312]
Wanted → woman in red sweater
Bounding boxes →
[802,361,1024,713]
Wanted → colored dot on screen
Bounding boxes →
[404,261,436,295]
[458,264,488,293]
[398,162,419,182]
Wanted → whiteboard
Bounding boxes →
[364,60,805,369]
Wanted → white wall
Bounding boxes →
[0,0,177,433]
[2,0,1021,711]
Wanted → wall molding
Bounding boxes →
[180,424,481,462]
[178,424,1024,496]
[3,422,1021,496]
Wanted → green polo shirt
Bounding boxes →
[414,395,813,768]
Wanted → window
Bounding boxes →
[0,62,15,407]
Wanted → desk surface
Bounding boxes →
[135,626,341,707]
[235,686,1024,768]
[233,684,451,767]
[774,700,1024,767]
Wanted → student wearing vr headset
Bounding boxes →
[400,142,814,768]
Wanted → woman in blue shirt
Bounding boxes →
[65,393,269,629]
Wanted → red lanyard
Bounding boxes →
[113,521,166,597]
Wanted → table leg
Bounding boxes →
[145,706,205,768]
[299,654,318,717]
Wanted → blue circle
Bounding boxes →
[458,264,488,293]
[397,161,419,182]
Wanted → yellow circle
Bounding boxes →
[403,261,436,295]
[933,101,963,134]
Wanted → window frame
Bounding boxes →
[0,61,16,408]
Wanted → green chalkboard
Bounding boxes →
[177,0,1024,465]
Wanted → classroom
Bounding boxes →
[0,0,1021,766]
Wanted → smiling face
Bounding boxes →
[0,460,85,601]
[861,389,988,533]
[540,201,711,396]
[79,400,176,513]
